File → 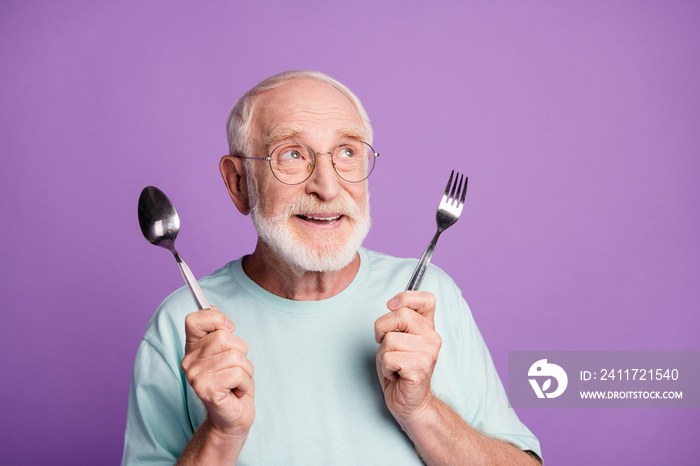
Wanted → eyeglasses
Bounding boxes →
[232,140,379,185]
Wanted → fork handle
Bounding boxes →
[405,231,441,291]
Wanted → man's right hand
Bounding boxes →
[181,306,255,441]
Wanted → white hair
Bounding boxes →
[226,70,373,159]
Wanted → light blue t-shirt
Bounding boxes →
[122,248,541,464]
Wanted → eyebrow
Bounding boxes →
[264,125,368,148]
[265,125,308,146]
[336,126,367,141]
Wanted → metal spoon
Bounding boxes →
[137,186,211,310]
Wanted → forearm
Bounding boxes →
[399,396,540,466]
[176,418,247,466]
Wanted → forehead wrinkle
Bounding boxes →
[294,104,352,115]
[255,88,366,149]
[264,125,308,146]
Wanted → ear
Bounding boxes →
[219,155,251,215]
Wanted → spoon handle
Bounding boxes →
[173,252,211,310]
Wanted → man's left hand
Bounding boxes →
[374,291,442,424]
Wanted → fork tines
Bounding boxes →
[444,170,468,209]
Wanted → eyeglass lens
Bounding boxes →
[269,141,376,184]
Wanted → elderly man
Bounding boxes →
[122,70,542,465]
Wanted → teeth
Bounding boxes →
[304,215,341,221]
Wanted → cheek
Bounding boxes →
[349,185,369,208]
[257,193,282,216]
[256,184,299,216]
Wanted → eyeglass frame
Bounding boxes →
[230,140,379,185]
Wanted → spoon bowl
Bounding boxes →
[138,186,181,249]
[137,186,211,310]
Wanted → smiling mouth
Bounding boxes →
[296,214,343,225]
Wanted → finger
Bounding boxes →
[214,366,254,399]
[380,350,433,383]
[379,330,431,353]
[376,354,399,383]
[182,346,255,381]
[376,332,439,382]
[375,308,432,343]
[375,335,406,382]
[185,307,235,343]
[387,291,437,322]
[380,350,413,380]
[196,331,250,359]
[191,366,253,403]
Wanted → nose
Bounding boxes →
[305,152,341,201]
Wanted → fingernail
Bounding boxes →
[226,319,234,330]
[388,297,399,308]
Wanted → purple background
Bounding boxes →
[2,1,698,464]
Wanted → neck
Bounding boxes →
[242,239,361,301]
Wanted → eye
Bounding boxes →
[337,147,356,158]
[280,149,303,160]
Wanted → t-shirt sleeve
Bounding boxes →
[434,270,543,459]
[121,337,193,465]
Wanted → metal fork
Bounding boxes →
[405,170,468,291]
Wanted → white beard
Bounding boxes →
[247,173,371,273]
